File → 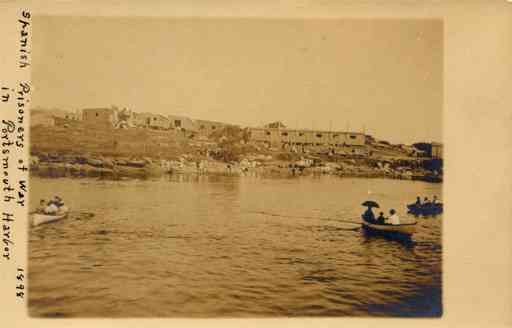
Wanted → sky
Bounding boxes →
[32,17,442,144]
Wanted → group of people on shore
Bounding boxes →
[362,207,401,225]
[35,196,67,215]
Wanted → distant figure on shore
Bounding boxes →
[388,209,400,225]
[376,212,386,224]
[362,206,376,224]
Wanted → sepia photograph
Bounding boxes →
[28,16,443,317]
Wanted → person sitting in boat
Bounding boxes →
[54,196,65,208]
[44,201,59,215]
[387,209,401,225]
[423,197,431,207]
[54,196,68,213]
[415,196,422,206]
[36,199,47,213]
[362,206,376,224]
[48,196,63,207]
[376,212,386,224]
[432,195,439,205]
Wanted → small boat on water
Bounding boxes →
[31,209,69,226]
[361,221,417,240]
[360,200,417,240]
[407,203,443,216]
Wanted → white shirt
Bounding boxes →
[44,203,58,214]
[388,213,400,225]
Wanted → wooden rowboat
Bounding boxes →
[32,210,69,226]
[362,221,417,239]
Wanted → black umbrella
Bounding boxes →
[362,200,380,208]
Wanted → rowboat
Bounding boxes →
[362,221,417,240]
[31,209,69,226]
[407,203,443,216]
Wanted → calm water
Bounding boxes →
[28,175,442,317]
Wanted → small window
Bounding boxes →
[175,120,182,127]
[350,135,357,139]
[96,113,99,117]
[212,126,216,130]
[265,131,271,136]
[200,125,205,130]
[298,132,304,137]
[316,133,323,138]
[333,134,338,138]
[281,132,288,136]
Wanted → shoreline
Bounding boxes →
[29,123,443,183]
[29,160,442,183]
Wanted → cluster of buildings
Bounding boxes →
[32,106,233,137]
[30,106,443,159]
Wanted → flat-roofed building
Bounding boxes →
[168,115,198,132]
[196,119,233,136]
[249,127,366,148]
[148,114,171,130]
[82,107,118,127]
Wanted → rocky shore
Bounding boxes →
[29,121,443,183]
[29,152,442,183]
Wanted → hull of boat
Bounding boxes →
[32,212,68,226]
[407,203,443,216]
[362,222,416,239]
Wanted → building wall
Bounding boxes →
[64,111,82,121]
[168,115,198,131]
[249,128,366,147]
[132,113,152,127]
[82,108,117,127]
[148,115,171,129]
[31,114,55,127]
[196,119,231,135]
